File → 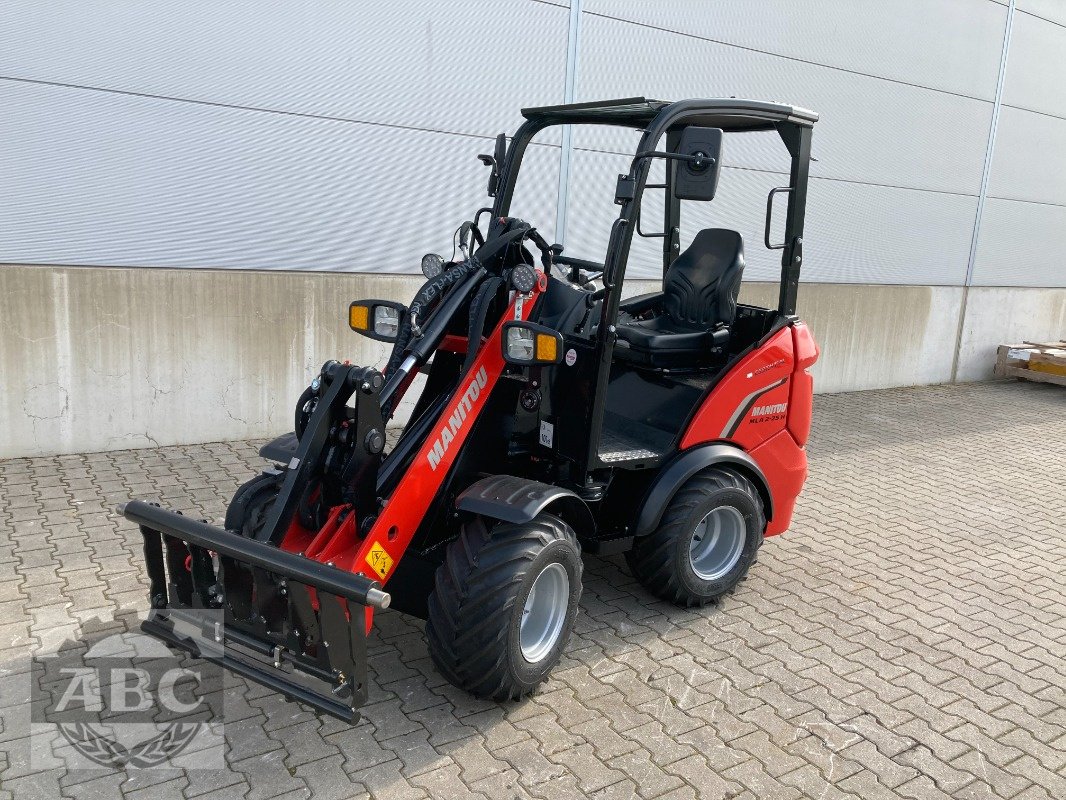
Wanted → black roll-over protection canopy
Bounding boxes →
[521,97,819,132]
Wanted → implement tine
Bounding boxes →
[289,581,322,651]
[139,524,168,609]
[163,535,193,606]
[317,593,359,698]
[121,500,376,722]
[188,542,218,608]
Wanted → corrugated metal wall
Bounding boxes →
[973,1,1066,287]
[0,1,569,271]
[0,0,1062,288]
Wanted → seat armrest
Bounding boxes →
[619,292,662,317]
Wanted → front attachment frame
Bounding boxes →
[122,499,390,722]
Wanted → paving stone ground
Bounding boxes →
[1,381,1064,800]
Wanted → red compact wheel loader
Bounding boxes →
[120,97,820,721]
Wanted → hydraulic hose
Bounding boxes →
[381,223,528,387]
[376,272,497,493]
[463,276,504,374]
[380,266,486,419]
[379,222,532,418]
[382,257,480,385]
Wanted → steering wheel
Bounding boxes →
[477,218,611,298]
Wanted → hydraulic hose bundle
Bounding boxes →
[380,259,489,420]
[382,256,482,384]
[463,275,504,373]
[379,222,537,419]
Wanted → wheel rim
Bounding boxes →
[688,507,746,581]
[520,563,570,663]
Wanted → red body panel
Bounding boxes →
[680,327,795,452]
[680,322,819,537]
[788,322,818,447]
[751,430,808,536]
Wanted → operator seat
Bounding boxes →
[615,228,745,367]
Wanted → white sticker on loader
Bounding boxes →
[539,420,554,448]
[565,349,577,366]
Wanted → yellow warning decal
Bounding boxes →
[365,541,394,579]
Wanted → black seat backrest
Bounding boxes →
[663,228,745,330]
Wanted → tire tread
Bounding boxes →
[628,467,764,607]
[426,514,581,700]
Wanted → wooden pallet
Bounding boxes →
[994,341,1066,387]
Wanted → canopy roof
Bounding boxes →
[521,97,818,131]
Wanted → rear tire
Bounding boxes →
[627,467,764,607]
[426,513,582,700]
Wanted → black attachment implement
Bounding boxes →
[120,499,390,722]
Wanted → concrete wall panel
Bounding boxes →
[0,265,422,458]
[2,267,973,457]
[956,286,1066,381]
[738,283,966,393]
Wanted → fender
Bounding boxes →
[456,475,595,540]
[634,443,773,537]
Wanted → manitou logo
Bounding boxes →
[751,402,787,418]
[427,366,489,471]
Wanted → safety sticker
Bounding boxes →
[539,420,554,448]
[365,542,394,579]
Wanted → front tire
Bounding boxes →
[627,467,765,607]
[224,472,281,537]
[426,513,582,700]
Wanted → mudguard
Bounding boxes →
[634,443,773,537]
[456,475,595,539]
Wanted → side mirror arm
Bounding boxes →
[634,150,716,171]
